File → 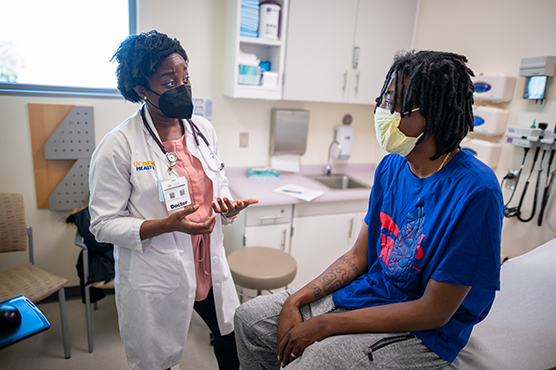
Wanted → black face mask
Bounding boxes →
[146,84,194,119]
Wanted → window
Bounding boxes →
[0,0,137,97]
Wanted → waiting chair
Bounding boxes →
[73,228,114,353]
[0,193,71,358]
[227,246,297,301]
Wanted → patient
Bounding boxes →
[234,50,504,369]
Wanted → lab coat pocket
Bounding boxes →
[129,249,181,294]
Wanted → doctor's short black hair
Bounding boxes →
[375,50,475,160]
[111,30,188,103]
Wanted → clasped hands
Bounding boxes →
[276,298,329,368]
[166,197,258,235]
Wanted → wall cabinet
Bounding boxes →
[223,0,289,100]
[282,0,417,104]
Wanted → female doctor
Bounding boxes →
[89,30,257,370]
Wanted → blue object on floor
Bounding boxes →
[0,295,50,350]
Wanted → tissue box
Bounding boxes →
[247,167,280,180]
[261,71,278,88]
[238,65,260,85]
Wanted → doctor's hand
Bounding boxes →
[167,204,216,235]
[212,197,259,219]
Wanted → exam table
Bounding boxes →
[449,237,556,370]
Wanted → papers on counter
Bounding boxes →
[273,184,323,202]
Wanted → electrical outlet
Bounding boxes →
[240,132,249,148]
[505,169,519,190]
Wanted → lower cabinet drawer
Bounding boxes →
[245,205,293,227]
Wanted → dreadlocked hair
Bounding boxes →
[111,30,188,103]
[376,50,475,160]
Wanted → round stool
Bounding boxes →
[227,247,297,298]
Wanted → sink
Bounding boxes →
[305,174,369,190]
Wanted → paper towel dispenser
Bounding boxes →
[270,109,309,156]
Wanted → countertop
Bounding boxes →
[225,163,376,207]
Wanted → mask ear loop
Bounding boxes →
[143,88,163,111]
[405,108,426,146]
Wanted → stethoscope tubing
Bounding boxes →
[140,105,224,172]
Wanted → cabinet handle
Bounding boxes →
[258,215,284,221]
[342,70,347,92]
[352,47,360,69]
[280,229,286,251]
[355,71,360,94]
[348,217,354,239]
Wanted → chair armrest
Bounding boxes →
[74,230,88,251]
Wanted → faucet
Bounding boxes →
[324,141,342,176]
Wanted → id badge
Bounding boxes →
[158,177,191,212]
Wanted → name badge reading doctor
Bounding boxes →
[159,177,191,212]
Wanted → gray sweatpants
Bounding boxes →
[234,289,449,370]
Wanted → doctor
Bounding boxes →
[89,30,257,370]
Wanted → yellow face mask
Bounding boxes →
[374,107,422,156]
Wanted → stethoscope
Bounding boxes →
[140,105,225,173]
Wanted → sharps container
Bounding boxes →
[259,1,281,40]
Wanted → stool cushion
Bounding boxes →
[227,247,297,291]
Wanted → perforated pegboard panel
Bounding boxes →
[44,106,94,211]
[44,106,95,159]
[48,159,90,211]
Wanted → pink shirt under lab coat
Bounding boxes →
[164,134,213,301]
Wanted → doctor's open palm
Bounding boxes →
[167,204,217,235]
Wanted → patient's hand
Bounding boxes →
[276,297,303,366]
[277,316,328,367]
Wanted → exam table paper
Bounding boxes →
[273,184,324,202]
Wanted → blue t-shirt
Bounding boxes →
[332,150,504,362]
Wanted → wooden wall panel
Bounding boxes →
[28,104,75,209]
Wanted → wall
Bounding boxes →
[0,0,377,286]
[1,0,555,285]
[414,0,556,257]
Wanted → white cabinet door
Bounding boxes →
[289,213,355,287]
[348,0,418,104]
[283,0,416,104]
[349,211,368,247]
[282,0,358,103]
[244,224,291,252]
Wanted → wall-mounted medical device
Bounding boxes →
[472,106,509,136]
[519,56,555,102]
[504,126,555,148]
[461,137,501,169]
[503,123,555,225]
[471,73,516,103]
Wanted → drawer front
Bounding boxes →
[245,205,293,227]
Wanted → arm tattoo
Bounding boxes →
[306,254,362,300]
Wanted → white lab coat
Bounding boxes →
[89,106,240,370]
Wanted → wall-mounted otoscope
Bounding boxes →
[503,123,555,221]
[538,123,556,226]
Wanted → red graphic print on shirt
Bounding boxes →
[379,198,425,282]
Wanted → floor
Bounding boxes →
[0,296,219,370]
